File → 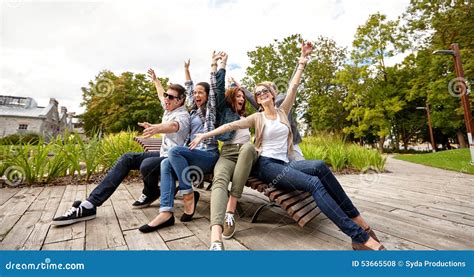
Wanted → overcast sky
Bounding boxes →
[0,0,410,114]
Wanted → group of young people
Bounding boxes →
[52,41,385,251]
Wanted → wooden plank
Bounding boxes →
[124,182,195,242]
[296,204,320,227]
[293,200,316,219]
[166,235,208,250]
[0,212,41,249]
[235,223,347,250]
[413,205,474,227]
[85,204,127,250]
[360,207,472,249]
[282,195,314,216]
[123,229,168,250]
[305,218,434,250]
[44,185,87,244]
[389,209,474,242]
[0,186,43,240]
[1,186,60,249]
[110,186,151,231]
[183,218,248,250]
[0,187,20,206]
[274,190,302,204]
[22,186,65,250]
[42,238,84,250]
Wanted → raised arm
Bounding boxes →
[140,121,180,139]
[189,114,257,150]
[201,51,221,144]
[215,52,227,99]
[184,59,194,108]
[279,41,314,115]
[147,69,165,103]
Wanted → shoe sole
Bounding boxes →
[222,228,236,240]
[51,215,96,226]
[132,198,159,209]
[132,203,152,209]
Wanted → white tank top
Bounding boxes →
[261,114,289,162]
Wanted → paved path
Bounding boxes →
[0,156,473,250]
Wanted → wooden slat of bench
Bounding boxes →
[285,193,313,215]
[281,192,311,210]
[274,190,302,204]
[293,201,318,224]
[268,189,288,202]
[297,206,321,227]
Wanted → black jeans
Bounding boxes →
[87,152,165,206]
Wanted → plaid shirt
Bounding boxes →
[184,72,217,146]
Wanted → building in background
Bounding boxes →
[0,95,81,140]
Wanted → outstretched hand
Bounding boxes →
[220,52,228,63]
[142,125,161,139]
[212,51,223,63]
[138,122,152,129]
[188,133,205,150]
[147,69,157,82]
[184,59,191,69]
[299,41,314,63]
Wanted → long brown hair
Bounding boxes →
[225,87,246,116]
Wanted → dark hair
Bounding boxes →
[191,82,210,115]
[225,87,247,116]
[168,83,186,98]
[168,84,186,106]
[195,82,210,94]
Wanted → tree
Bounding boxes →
[403,0,474,147]
[343,13,408,152]
[304,37,347,134]
[244,34,348,134]
[80,70,167,135]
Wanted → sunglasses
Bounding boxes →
[163,92,180,100]
[255,88,271,97]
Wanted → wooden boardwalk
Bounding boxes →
[1,156,473,250]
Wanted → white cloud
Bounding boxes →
[0,0,410,114]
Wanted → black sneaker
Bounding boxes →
[51,200,96,226]
[132,194,159,208]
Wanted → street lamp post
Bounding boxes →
[417,104,436,152]
[433,43,474,164]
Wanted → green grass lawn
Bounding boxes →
[394,148,474,174]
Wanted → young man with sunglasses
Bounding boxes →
[52,72,190,226]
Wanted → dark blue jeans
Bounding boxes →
[255,156,369,244]
[87,152,165,207]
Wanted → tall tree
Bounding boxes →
[344,13,408,152]
[403,0,474,147]
[80,70,167,135]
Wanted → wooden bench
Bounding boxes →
[134,137,321,227]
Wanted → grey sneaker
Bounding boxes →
[209,241,224,251]
[222,212,236,240]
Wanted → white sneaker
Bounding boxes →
[209,241,224,251]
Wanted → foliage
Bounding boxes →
[80,71,166,135]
